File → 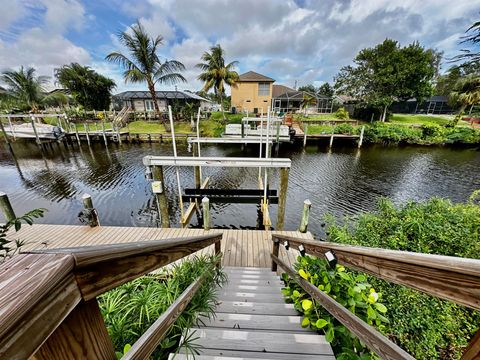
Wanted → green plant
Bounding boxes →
[420,123,445,140]
[334,107,350,120]
[325,197,480,359]
[282,256,388,359]
[334,123,354,134]
[0,208,46,263]
[99,255,226,359]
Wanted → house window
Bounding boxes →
[145,100,155,111]
[258,82,270,96]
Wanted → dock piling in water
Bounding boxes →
[152,166,170,228]
[82,193,99,227]
[0,192,16,222]
[299,199,312,233]
[202,196,210,230]
[358,125,365,148]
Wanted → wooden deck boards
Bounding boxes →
[8,224,312,268]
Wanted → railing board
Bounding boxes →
[272,254,414,360]
[273,234,480,310]
[0,254,81,359]
[462,329,480,360]
[123,264,215,360]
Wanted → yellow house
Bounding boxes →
[231,71,275,113]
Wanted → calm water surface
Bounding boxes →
[1,140,479,237]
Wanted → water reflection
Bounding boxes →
[0,140,479,237]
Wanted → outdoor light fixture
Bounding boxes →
[284,240,290,250]
[324,250,337,268]
[298,244,306,257]
[145,166,153,181]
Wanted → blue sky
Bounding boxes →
[0,0,478,94]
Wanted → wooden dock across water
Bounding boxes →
[11,224,311,268]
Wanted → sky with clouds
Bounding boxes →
[0,0,478,94]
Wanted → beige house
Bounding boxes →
[231,71,275,114]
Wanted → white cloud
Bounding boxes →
[0,0,24,31]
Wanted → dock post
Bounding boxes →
[84,123,91,146]
[0,192,16,221]
[303,124,308,147]
[102,121,108,146]
[276,167,290,231]
[0,118,12,146]
[241,122,245,138]
[74,123,81,145]
[31,117,42,147]
[202,196,210,231]
[152,165,170,228]
[299,199,312,233]
[358,125,365,148]
[8,116,16,140]
[82,193,99,227]
[117,125,122,144]
[329,133,334,148]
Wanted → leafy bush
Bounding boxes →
[445,127,480,144]
[334,123,355,134]
[99,255,226,359]
[334,107,350,120]
[325,197,480,359]
[421,123,445,140]
[1,208,46,263]
[282,256,388,359]
[364,123,421,144]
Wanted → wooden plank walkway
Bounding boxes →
[172,267,335,359]
[9,224,312,268]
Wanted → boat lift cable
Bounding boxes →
[168,105,184,219]
[196,107,203,182]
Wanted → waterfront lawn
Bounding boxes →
[301,113,346,121]
[389,114,452,126]
[122,121,194,134]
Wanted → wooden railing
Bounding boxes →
[0,233,222,360]
[271,234,480,360]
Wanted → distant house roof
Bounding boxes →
[272,85,332,100]
[272,84,296,98]
[238,71,275,82]
[113,90,209,102]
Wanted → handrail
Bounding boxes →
[0,233,222,359]
[271,234,480,360]
[272,254,414,360]
[123,259,219,360]
[272,234,480,310]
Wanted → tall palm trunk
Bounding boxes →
[218,91,226,122]
[147,80,165,126]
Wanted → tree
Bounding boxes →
[106,20,186,125]
[300,93,317,115]
[334,39,435,122]
[451,20,480,66]
[196,44,239,121]
[436,62,480,100]
[318,83,334,97]
[55,63,115,110]
[450,75,480,115]
[298,84,317,93]
[1,67,49,112]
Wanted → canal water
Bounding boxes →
[0,141,479,237]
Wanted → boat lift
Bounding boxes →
[144,106,291,230]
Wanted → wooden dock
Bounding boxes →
[11,224,310,268]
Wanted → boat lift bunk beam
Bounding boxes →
[143,156,291,169]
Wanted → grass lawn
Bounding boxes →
[389,114,452,126]
[306,124,334,134]
[301,113,344,121]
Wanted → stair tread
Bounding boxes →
[198,313,309,332]
[215,301,297,316]
[217,292,286,303]
[172,352,333,360]
[184,328,333,355]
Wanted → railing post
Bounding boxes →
[0,192,16,221]
[299,199,311,233]
[34,299,116,360]
[202,196,210,231]
[271,238,279,272]
[82,193,99,227]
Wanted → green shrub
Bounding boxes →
[99,255,226,359]
[421,123,445,141]
[325,197,480,359]
[282,256,388,359]
[333,123,355,134]
[364,123,421,144]
[445,127,480,144]
[334,107,350,120]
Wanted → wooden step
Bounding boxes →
[215,301,298,316]
[221,284,283,294]
[224,267,273,272]
[217,291,285,303]
[225,278,283,286]
[171,353,333,360]
[226,273,281,280]
[184,328,333,356]
[198,313,309,332]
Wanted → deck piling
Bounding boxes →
[358,125,365,148]
[82,193,99,227]
[202,197,210,231]
[276,167,290,231]
[152,166,170,228]
[299,199,311,233]
[0,192,16,221]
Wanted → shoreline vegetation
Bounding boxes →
[2,111,480,146]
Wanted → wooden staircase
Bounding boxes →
[172,267,335,360]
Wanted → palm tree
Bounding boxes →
[300,93,317,115]
[1,67,49,112]
[196,45,239,121]
[106,20,186,125]
[450,75,480,115]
